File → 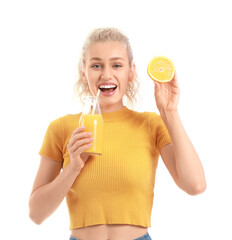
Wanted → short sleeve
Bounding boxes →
[39,117,64,162]
[149,113,172,152]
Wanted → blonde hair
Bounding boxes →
[74,27,141,109]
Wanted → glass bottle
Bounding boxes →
[79,96,104,156]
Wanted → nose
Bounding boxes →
[101,65,113,80]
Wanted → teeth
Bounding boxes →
[99,85,116,89]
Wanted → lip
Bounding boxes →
[98,82,117,87]
[99,86,118,97]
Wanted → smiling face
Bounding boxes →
[82,41,135,113]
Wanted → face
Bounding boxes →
[82,41,135,112]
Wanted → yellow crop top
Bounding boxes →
[39,106,172,229]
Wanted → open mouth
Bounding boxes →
[98,85,118,96]
[98,86,117,93]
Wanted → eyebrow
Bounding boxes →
[90,57,125,61]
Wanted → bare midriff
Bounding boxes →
[71,224,148,240]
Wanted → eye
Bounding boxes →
[92,64,101,69]
[114,64,122,68]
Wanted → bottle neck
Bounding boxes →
[82,97,101,115]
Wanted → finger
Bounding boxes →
[76,143,93,155]
[172,70,178,81]
[172,71,180,87]
[72,126,85,136]
[154,81,161,94]
[71,137,94,153]
[68,132,92,150]
[71,131,92,145]
[70,129,92,142]
[80,152,90,162]
[174,69,177,78]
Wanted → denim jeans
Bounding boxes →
[69,232,152,240]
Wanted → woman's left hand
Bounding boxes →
[154,71,180,114]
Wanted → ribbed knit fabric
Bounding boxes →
[39,106,171,230]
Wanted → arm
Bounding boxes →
[29,126,94,224]
[154,71,206,195]
[160,112,206,195]
[29,156,81,224]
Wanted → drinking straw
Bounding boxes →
[92,89,100,114]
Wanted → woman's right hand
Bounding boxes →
[67,126,94,172]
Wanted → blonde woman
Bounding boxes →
[29,27,206,240]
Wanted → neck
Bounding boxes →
[100,102,124,113]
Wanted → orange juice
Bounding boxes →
[79,114,104,156]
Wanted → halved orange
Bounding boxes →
[147,56,175,83]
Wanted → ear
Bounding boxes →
[129,63,136,82]
[81,69,87,82]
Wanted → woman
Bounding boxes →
[29,27,206,240]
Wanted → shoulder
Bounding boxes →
[141,111,166,133]
[132,109,161,123]
[49,112,82,126]
[126,108,163,126]
[127,108,160,120]
[144,111,160,119]
[126,109,165,132]
[45,113,82,137]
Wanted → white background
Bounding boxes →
[0,0,232,239]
